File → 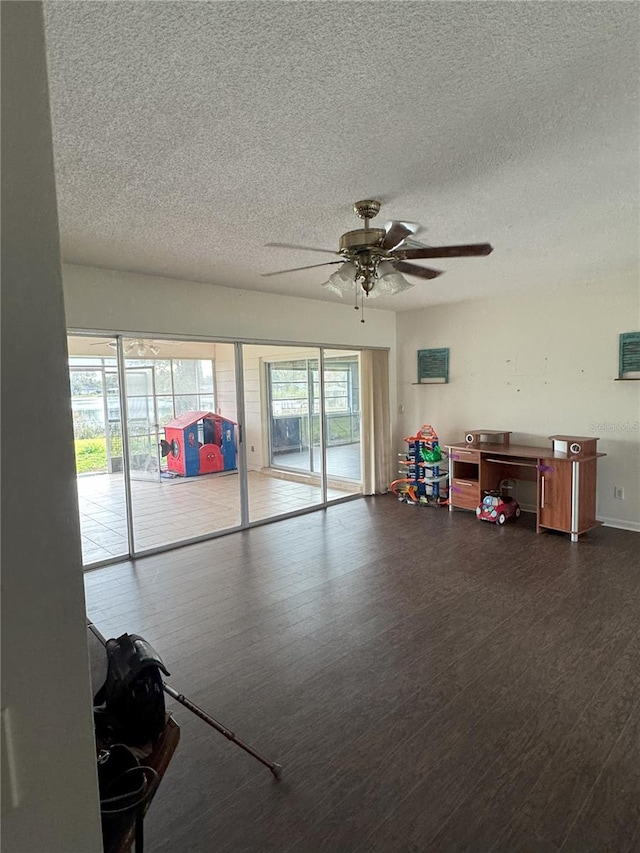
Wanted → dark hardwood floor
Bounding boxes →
[84,496,640,852]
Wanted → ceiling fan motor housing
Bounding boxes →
[339,228,386,253]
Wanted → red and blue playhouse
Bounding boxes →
[161,411,237,477]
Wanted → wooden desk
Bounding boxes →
[445,434,605,542]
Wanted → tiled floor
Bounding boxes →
[78,451,361,565]
[272,442,361,481]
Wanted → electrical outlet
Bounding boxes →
[250,445,255,453]
[614,486,625,500]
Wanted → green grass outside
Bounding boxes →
[75,437,108,474]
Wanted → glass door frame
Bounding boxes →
[264,349,367,500]
[115,337,136,557]
[71,330,373,569]
[318,348,328,504]
[124,364,161,483]
[234,341,250,528]
[265,354,322,477]
[68,364,113,474]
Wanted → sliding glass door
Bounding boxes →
[125,366,160,482]
[68,347,129,564]
[267,357,323,477]
[323,351,362,499]
[242,344,363,524]
[122,338,241,553]
[70,334,368,568]
[243,345,323,523]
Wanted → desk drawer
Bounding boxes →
[450,448,480,463]
[451,478,480,509]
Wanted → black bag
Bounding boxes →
[94,633,170,747]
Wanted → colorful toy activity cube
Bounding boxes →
[390,424,449,506]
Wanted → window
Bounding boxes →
[68,354,216,472]
[267,355,360,458]
[124,357,215,419]
[268,361,312,417]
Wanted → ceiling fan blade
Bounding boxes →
[402,243,493,259]
[265,242,338,255]
[262,261,344,277]
[395,261,443,280]
[384,220,424,238]
[381,221,413,251]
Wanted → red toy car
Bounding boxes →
[476,492,521,525]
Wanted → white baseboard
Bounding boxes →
[598,517,640,533]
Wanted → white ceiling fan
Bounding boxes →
[89,338,180,357]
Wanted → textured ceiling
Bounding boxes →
[44,1,639,312]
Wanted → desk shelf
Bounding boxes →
[453,460,480,481]
[485,458,538,468]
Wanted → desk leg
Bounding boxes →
[570,460,580,543]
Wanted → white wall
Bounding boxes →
[211,341,238,423]
[63,263,396,350]
[1,5,102,851]
[397,274,640,529]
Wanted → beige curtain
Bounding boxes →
[360,348,393,494]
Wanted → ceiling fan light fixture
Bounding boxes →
[321,262,358,296]
[334,260,358,283]
[321,276,350,297]
[377,260,396,278]
[376,261,414,296]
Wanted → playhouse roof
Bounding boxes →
[164,411,215,430]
